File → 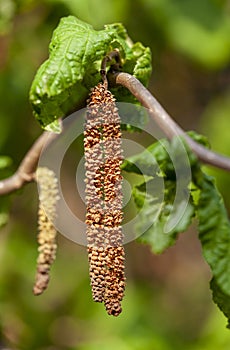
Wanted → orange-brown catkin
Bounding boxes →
[84,83,126,316]
[33,167,59,295]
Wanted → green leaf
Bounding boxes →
[132,43,152,86]
[122,42,152,86]
[122,133,197,179]
[122,135,195,253]
[122,130,230,323]
[121,139,174,177]
[29,16,152,132]
[134,179,194,254]
[187,130,210,149]
[196,172,230,296]
[122,131,211,178]
[210,278,230,329]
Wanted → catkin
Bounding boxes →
[84,83,126,316]
[34,167,59,295]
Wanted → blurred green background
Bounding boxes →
[0,0,230,349]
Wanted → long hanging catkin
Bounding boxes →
[34,167,59,295]
[84,82,126,316]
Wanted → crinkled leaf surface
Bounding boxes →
[190,146,230,326]
[133,179,194,254]
[196,172,230,296]
[29,16,152,132]
[122,136,194,253]
[121,139,174,177]
[123,131,230,323]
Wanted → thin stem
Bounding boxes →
[111,72,230,172]
[0,131,56,195]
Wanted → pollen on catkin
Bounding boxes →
[84,83,126,316]
[34,167,59,296]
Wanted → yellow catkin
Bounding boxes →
[84,83,126,315]
[33,167,59,295]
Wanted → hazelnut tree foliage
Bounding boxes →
[1,15,230,324]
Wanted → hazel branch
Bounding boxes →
[0,131,56,195]
[110,71,230,172]
[1,72,230,197]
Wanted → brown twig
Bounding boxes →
[0,131,55,195]
[110,72,230,172]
